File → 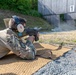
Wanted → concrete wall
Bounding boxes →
[51,0,67,14]
[44,15,60,27]
[38,0,76,15]
[64,13,76,20]
[38,0,76,31]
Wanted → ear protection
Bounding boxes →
[17,24,24,33]
[12,16,25,37]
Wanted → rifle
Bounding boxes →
[25,27,42,41]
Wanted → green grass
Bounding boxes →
[72,40,76,43]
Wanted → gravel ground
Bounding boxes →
[33,47,76,75]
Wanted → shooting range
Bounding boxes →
[0,0,76,75]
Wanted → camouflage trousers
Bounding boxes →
[0,28,36,59]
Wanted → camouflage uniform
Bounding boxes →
[6,29,36,59]
[2,17,36,59]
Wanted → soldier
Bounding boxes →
[0,15,39,59]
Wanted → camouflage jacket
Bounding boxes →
[0,28,36,59]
